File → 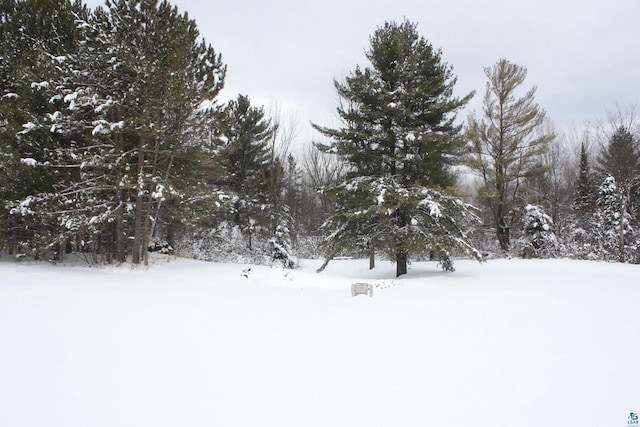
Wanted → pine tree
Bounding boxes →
[564,142,597,255]
[216,94,273,247]
[465,59,555,253]
[0,0,89,257]
[318,176,483,273]
[597,127,640,188]
[596,126,640,225]
[313,20,479,276]
[573,142,596,213]
[3,0,226,263]
[591,175,633,261]
[100,0,225,265]
[269,223,297,269]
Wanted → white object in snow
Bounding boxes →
[351,282,373,297]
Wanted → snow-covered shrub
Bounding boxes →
[269,224,297,269]
[174,219,306,267]
[563,226,593,260]
[148,240,174,255]
[521,204,558,258]
[175,222,271,264]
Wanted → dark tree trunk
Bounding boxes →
[54,241,64,262]
[369,240,375,270]
[396,249,407,277]
[142,200,151,266]
[496,214,510,253]
[619,189,626,263]
[105,230,112,264]
[115,198,125,263]
[395,207,409,276]
[165,221,175,251]
[132,197,143,264]
[316,255,334,273]
[112,134,126,263]
[132,143,145,265]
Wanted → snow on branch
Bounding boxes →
[17,122,38,135]
[20,158,38,167]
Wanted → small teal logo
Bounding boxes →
[629,413,639,426]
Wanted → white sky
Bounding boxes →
[84,0,640,150]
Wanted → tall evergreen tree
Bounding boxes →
[596,126,640,188]
[465,59,555,253]
[216,94,273,247]
[573,142,596,216]
[3,0,226,263]
[0,0,89,256]
[591,175,633,262]
[596,126,640,224]
[313,20,480,276]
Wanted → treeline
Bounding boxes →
[0,0,331,265]
[469,116,640,263]
[464,60,640,263]
[1,0,638,270]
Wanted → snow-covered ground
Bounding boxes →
[1,256,639,426]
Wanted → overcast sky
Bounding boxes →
[85,0,640,149]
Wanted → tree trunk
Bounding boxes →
[165,220,175,251]
[496,215,510,253]
[619,189,626,263]
[369,240,375,270]
[132,142,145,265]
[316,255,333,273]
[104,230,112,264]
[396,249,407,277]
[113,134,126,263]
[132,196,143,264]
[143,200,151,266]
[56,239,64,262]
[395,207,409,276]
[115,199,125,263]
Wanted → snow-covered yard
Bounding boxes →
[1,257,639,426]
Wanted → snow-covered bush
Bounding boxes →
[175,222,271,265]
[521,204,558,258]
[269,224,297,269]
[563,226,592,260]
[173,219,306,267]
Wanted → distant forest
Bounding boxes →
[1,0,639,273]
